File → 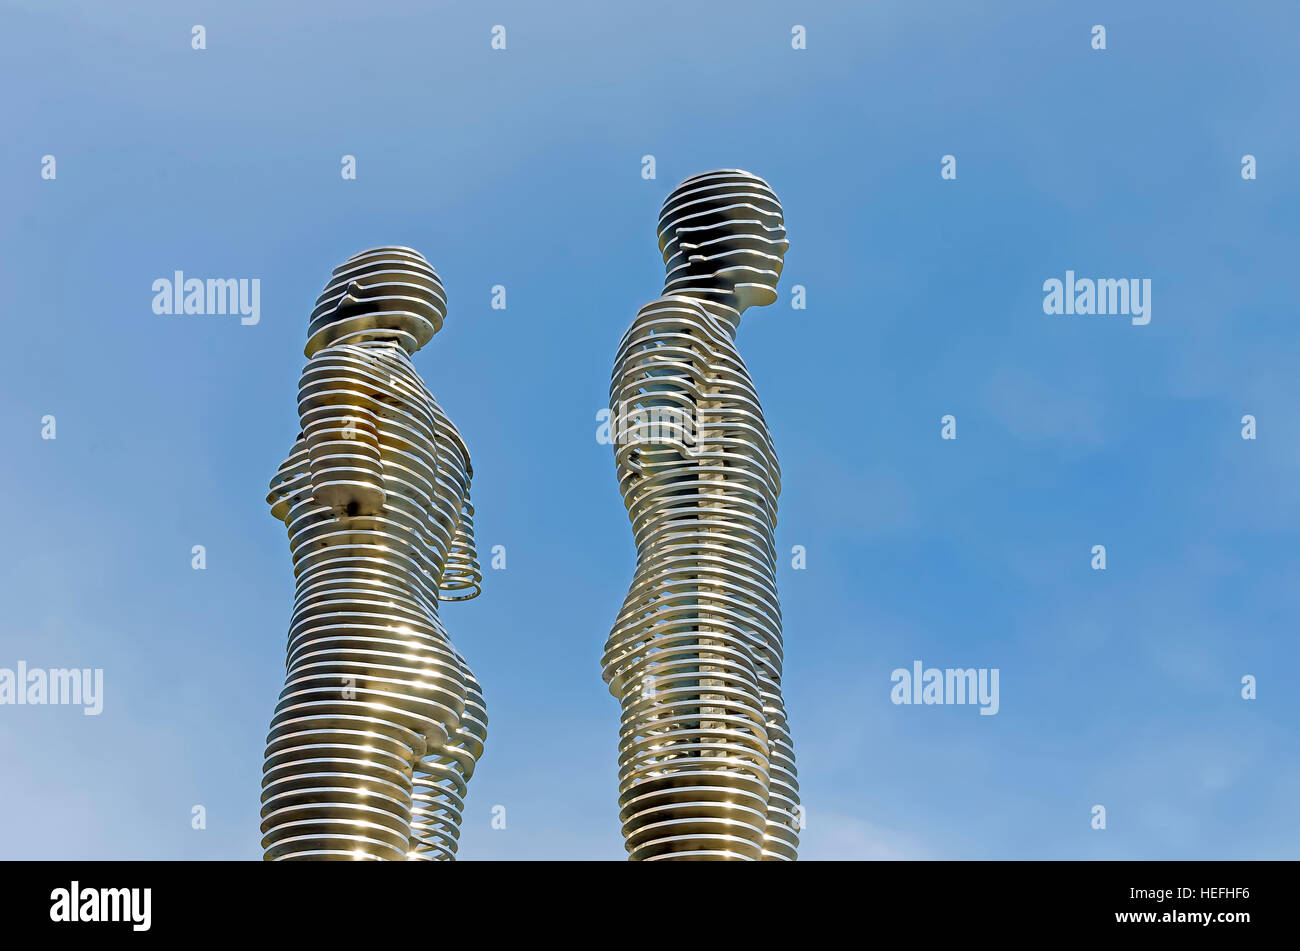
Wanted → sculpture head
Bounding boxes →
[658,169,789,314]
[304,246,447,357]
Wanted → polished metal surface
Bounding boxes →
[604,170,800,860]
[262,247,485,860]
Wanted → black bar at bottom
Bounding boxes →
[1,860,1281,939]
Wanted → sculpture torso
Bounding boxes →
[604,295,799,860]
[263,340,485,861]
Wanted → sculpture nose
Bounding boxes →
[283,433,305,472]
[339,281,364,309]
[268,433,310,523]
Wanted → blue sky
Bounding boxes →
[1,0,1297,859]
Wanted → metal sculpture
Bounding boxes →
[603,169,800,860]
[262,246,486,861]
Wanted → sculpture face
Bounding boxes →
[262,247,485,862]
[658,168,790,313]
[303,246,447,357]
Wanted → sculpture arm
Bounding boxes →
[296,347,387,517]
[610,298,711,481]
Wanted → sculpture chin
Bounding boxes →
[734,282,779,312]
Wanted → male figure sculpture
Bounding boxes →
[603,170,799,860]
[262,246,486,860]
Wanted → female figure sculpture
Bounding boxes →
[262,246,485,861]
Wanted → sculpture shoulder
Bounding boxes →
[617,295,711,350]
[613,297,744,384]
[298,342,394,397]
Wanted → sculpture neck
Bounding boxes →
[358,336,408,352]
